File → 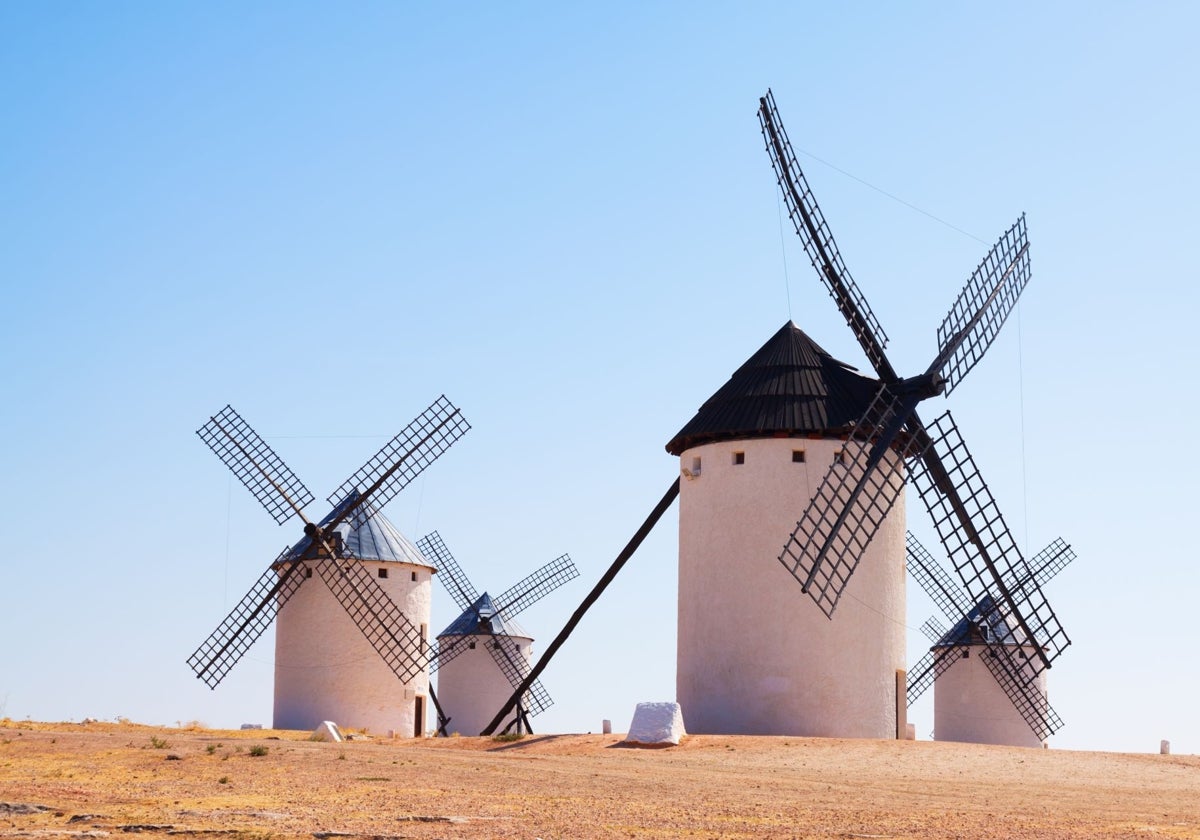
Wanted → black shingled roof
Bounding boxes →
[665,321,880,455]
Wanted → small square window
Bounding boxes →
[692,456,702,474]
[377,568,388,579]
[792,450,805,463]
[835,448,847,465]
[732,451,745,465]
[304,567,313,578]
[411,571,418,582]
[468,641,476,650]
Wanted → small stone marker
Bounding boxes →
[1161,740,1170,755]
[905,723,916,741]
[311,721,344,742]
[624,702,686,747]
[240,723,263,730]
[602,719,612,735]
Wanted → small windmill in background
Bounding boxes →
[906,532,1076,746]
[417,531,578,736]
[187,396,469,736]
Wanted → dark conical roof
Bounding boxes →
[665,321,880,455]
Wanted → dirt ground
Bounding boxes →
[1,720,1197,839]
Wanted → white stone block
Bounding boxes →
[602,719,612,735]
[1161,739,1170,755]
[905,723,916,741]
[312,720,344,742]
[625,702,686,746]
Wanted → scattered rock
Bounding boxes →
[395,816,469,823]
[0,803,53,815]
[1,831,110,837]
[118,825,174,833]
[66,816,104,824]
[165,830,247,836]
[164,755,182,761]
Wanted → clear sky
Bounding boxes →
[2,3,1197,754]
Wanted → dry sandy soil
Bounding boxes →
[1,720,1197,839]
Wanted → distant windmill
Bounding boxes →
[187,396,469,736]
[417,531,578,736]
[906,532,1076,746]
[477,90,1070,737]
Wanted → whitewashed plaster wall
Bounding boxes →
[436,633,533,736]
[273,559,433,737]
[934,645,1049,748]
[677,436,906,737]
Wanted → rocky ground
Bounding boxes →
[2,719,1197,839]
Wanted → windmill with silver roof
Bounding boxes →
[417,531,577,736]
[187,396,469,737]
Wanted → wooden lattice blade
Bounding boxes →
[920,615,949,644]
[979,641,1065,741]
[314,550,429,683]
[758,89,895,382]
[186,550,308,689]
[486,634,553,718]
[933,216,1030,396]
[778,387,930,617]
[911,411,1071,675]
[196,405,314,526]
[905,646,962,706]
[429,632,473,673]
[417,531,479,614]
[906,531,974,621]
[325,395,469,524]
[493,554,579,619]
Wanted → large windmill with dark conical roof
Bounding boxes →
[477,90,1071,739]
[669,320,906,736]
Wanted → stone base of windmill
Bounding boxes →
[624,702,686,747]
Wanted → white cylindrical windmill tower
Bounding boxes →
[932,597,1050,748]
[669,321,908,738]
[273,510,434,736]
[435,594,534,736]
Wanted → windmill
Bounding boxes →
[906,532,1075,746]
[187,396,469,735]
[476,90,1069,736]
[416,531,578,736]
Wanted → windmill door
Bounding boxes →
[414,696,425,738]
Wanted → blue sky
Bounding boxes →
[2,3,1197,753]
